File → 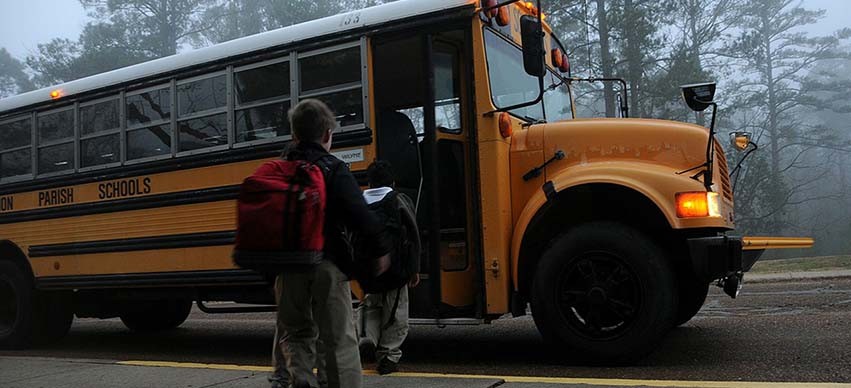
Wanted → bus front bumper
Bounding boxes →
[687,236,814,298]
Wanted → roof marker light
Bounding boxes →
[50,90,62,99]
[496,6,510,26]
[552,49,563,68]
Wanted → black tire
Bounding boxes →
[530,222,677,364]
[34,291,75,344]
[674,279,709,326]
[120,299,192,332]
[0,261,37,349]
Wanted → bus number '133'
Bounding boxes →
[339,12,361,27]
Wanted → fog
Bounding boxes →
[1,0,850,259]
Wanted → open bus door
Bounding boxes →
[372,28,483,323]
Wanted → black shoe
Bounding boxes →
[268,373,288,388]
[376,358,398,375]
[359,338,376,363]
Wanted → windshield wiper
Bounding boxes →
[522,115,545,124]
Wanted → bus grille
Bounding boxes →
[714,141,733,201]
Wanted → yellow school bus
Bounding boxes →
[0,0,811,362]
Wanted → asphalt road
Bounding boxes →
[3,277,851,384]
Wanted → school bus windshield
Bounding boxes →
[483,27,572,122]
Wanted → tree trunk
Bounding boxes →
[595,0,616,117]
[762,11,782,233]
[688,0,705,126]
[623,0,642,117]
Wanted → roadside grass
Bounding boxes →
[749,255,851,274]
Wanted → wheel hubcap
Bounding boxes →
[557,253,641,340]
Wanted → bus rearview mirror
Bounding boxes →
[520,15,545,78]
[680,82,716,112]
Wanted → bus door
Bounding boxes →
[372,29,480,321]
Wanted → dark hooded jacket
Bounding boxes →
[286,141,391,276]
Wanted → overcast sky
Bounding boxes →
[0,0,849,59]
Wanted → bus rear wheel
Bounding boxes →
[35,291,75,344]
[120,299,193,332]
[0,261,36,348]
[530,222,677,364]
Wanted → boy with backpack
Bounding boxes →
[233,99,391,388]
[355,160,421,375]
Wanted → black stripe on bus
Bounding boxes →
[0,128,372,196]
[29,231,236,258]
[0,170,368,226]
[35,269,267,290]
[0,185,241,225]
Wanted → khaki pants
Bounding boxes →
[274,261,362,388]
[357,286,410,363]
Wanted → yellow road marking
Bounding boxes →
[118,360,851,387]
[119,360,271,372]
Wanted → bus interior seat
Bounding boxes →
[377,110,420,203]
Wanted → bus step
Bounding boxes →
[409,318,483,326]
[196,300,277,314]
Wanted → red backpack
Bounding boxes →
[232,158,327,273]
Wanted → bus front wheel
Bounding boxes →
[675,278,709,326]
[530,222,677,364]
[120,299,193,332]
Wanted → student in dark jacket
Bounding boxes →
[271,99,391,388]
[356,161,420,375]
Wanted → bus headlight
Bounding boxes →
[676,191,721,218]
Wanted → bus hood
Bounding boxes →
[538,118,712,177]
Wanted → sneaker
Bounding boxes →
[358,338,376,363]
[376,358,398,375]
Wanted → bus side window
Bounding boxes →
[298,46,364,129]
[126,86,172,161]
[177,74,228,152]
[80,98,120,168]
[0,116,32,180]
[234,60,291,142]
[37,108,75,175]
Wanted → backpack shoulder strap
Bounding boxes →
[382,287,404,330]
[309,154,336,172]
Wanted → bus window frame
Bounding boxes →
[78,94,123,172]
[175,69,231,157]
[0,39,373,184]
[295,39,369,133]
[124,82,175,166]
[481,26,545,121]
[0,113,35,183]
[232,53,295,149]
[36,105,77,178]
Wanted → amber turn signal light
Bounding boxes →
[676,191,721,218]
[552,49,563,68]
[498,112,513,138]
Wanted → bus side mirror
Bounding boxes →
[681,82,716,112]
[730,132,752,151]
[520,15,545,78]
